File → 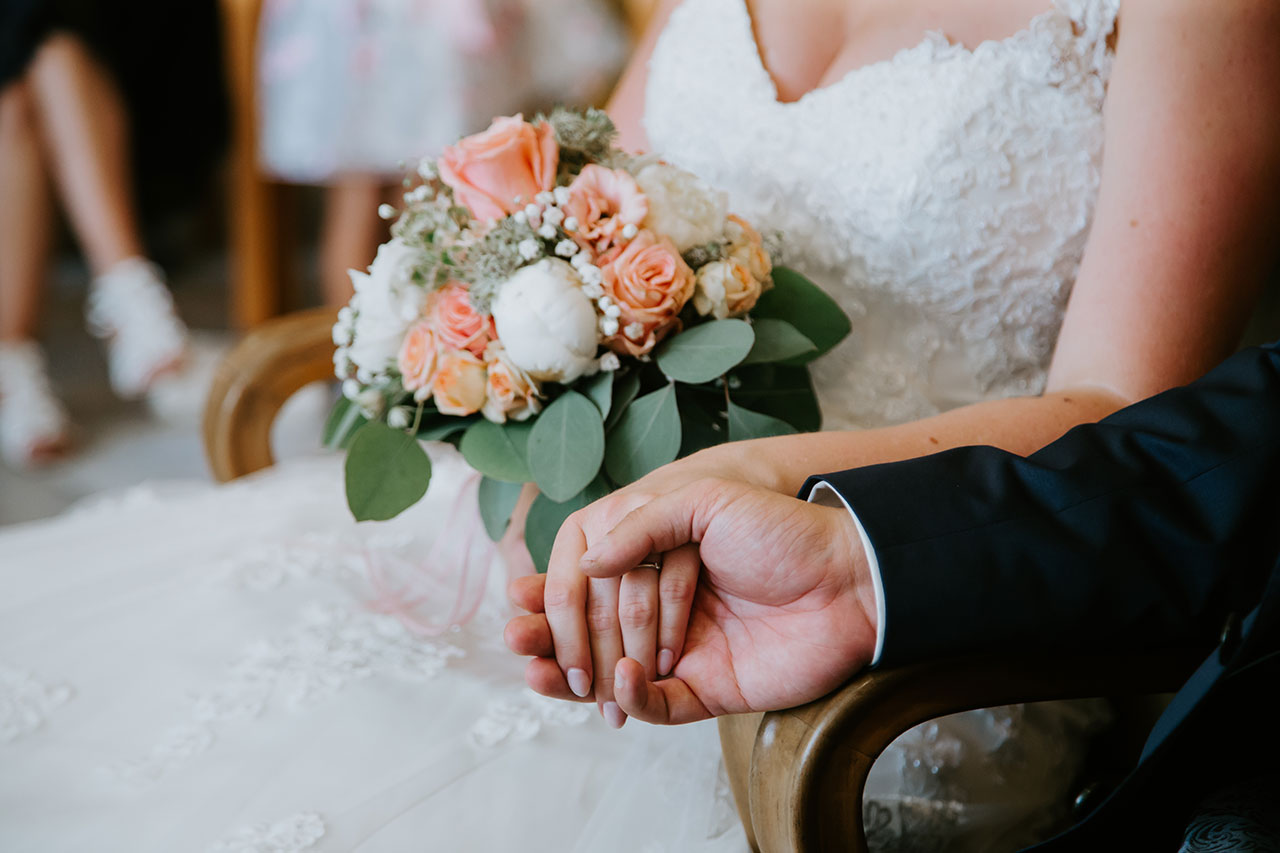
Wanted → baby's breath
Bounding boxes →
[458,217,541,312]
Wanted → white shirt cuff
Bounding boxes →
[806,481,886,665]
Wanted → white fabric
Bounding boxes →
[1,0,1121,849]
[806,481,886,665]
[647,0,1119,848]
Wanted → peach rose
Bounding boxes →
[692,259,763,320]
[564,165,648,254]
[397,320,441,399]
[429,282,493,358]
[438,115,558,221]
[724,214,772,283]
[432,349,488,416]
[599,230,695,357]
[481,343,543,423]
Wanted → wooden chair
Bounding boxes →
[203,306,335,481]
[219,0,294,329]
[717,651,1201,852]
[201,309,1203,852]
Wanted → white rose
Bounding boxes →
[692,259,763,320]
[491,259,599,383]
[346,238,428,377]
[634,163,728,252]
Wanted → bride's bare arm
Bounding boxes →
[606,0,683,151]
[533,0,1280,713]
[657,0,1280,496]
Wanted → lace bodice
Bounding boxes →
[645,0,1119,429]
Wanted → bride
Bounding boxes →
[4,0,1279,850]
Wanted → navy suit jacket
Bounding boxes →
[801,343,1280,849]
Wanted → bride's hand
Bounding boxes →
[515,445,787,725]
[506,478,879,725]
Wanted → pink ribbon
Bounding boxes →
[363,471,502,636]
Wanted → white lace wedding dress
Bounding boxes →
[1,0,1118,849]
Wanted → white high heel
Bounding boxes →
[0,340,71,468]
[85,257,189,399]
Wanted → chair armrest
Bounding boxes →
[719,649,1204,853]
[203,307,337,482]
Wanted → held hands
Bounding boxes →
[504,476,879,727]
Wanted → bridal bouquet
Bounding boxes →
[327,108,850,571]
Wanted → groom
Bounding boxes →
[507,341,1280,849]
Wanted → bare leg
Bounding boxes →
[26,33,144,275]
[0,79,54,343]
[320,176,389,306]
[0,78,70,464]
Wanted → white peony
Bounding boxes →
[491,259,599,383]
[634,163,729,252]
[346,238,428,378]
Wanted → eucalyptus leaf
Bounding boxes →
[676,386,728,457]
[581,371,614,421]
[477,476,524,541]
[655,319,755,384]
[323,397,368,450]
[751,267,852,363]
[605,370,642,432]
[727,401,799,442]
[344,422,432,522]
[459,420,532,483]
[524,476,612,573]
[604,384,682,484]
[417,416,475,442]
[741,318,816,365]
[730,364,823,432]
[527,391,605,501]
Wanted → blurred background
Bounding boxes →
[0,0,650,525]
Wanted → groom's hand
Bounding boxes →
[505,478,880,725]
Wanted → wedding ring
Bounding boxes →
[634,556,663,572]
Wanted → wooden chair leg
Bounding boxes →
[220,0,290,329]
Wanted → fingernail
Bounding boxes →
[567,668,590,698]
[602,701,626,729]
[657,648,674,677]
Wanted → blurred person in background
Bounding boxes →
[0,1,211,467]
[257,0,629,306]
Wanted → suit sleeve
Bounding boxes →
[799,344,1280,668]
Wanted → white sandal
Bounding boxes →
[0,340,72,468]
[85,257,189,399]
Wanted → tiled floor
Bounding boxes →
[0,255,329,528]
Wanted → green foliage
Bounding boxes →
[527,391,605,501]
[741,318,816,365]
[604,384,682,484]
[727,401,799,442]
[605,370,642,432]
[478,476,524,541]
[323,397,368,450]
[655,319,755,384]
[343,422,432,522]
[459,420,533,483]
[752,267,852,363]
[581,371,614,421]
[524,476,612,573]
[730,364,823,432]
[675,386,727,457]
[416,416,475,442]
